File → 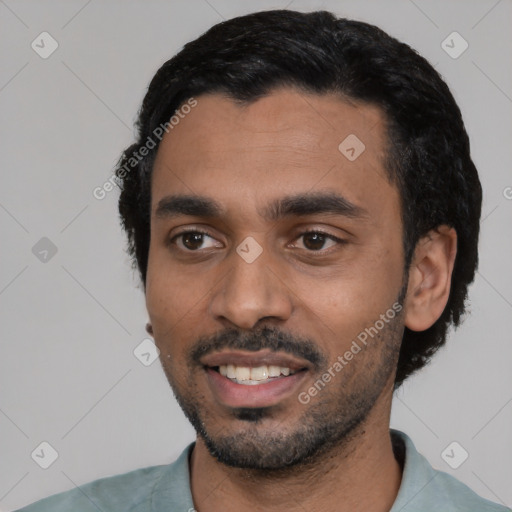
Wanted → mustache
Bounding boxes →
[189,326,326,369]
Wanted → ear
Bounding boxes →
[404,225,457,332]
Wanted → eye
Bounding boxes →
[171,230,222,251]
[169,229,345,254]
[293,230,345,252]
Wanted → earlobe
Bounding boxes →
[404,226,457,332]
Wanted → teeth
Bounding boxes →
[250,366,268,381]
[227,364,236,379]
[217,364,296,383]
[268,365,281,377]
[235,366,251,381]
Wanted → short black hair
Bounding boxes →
[115,10,482,388]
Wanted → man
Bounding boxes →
[18,9,509,512]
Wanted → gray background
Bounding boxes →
[1,0,511,510]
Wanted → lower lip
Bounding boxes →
[205,367,308,408]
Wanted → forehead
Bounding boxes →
[151,88,398,225]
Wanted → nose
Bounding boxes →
[209,245,293,330]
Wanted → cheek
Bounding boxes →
[145,249,188,331]
[145,249,218,357]
[146,277,202,330]
[145,273,194,377]
[146,243,187,310]
[289,253,403,345]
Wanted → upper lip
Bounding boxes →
[200,349,311,371]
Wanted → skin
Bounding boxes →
[145,89,457,512]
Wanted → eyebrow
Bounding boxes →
[154,192,368,222]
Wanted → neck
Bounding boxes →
[189,391,402,512]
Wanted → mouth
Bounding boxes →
[200,350,311,408]
[212,363,303,385]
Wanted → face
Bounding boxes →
[146,89,406,470]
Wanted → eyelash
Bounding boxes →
[169,228,346,254]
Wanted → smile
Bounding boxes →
[199,350,311,408]
[215,364,299,385]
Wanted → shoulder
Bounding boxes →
[15,444,195,512]
[391,430,511,512]
[421,469,510,511]
[15,465,168,512]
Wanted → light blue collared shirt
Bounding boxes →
[16,430,510,511]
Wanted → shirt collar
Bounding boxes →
[389,429,440,511]
[150,429,434,511]
[151,443,196,511]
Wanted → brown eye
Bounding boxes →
[292,230,345,253]
[171,231,221,251]
[182,232,205,250]
[302,232,329,251]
